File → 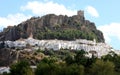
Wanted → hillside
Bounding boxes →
[1,11,120,75]
[0,10,104,42]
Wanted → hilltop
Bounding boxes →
[0,10,104,42]
[0,10,114,67]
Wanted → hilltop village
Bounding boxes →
[1,37,120,57]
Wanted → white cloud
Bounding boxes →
[85,6,99,18]
[0,1,77,30]
[98,23,120,43]
[0,13,31,30]
[21,1,77,16]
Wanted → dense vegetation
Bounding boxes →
[1,49,120,75]
[35,28,98,41]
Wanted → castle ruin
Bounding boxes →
[77,10,84,17]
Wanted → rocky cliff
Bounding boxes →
[0,10,104,42]
[0,48,16,66]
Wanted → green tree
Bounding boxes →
[65,64,84,75]
[102,51,120,72]
[35,59,61,75]
[91,60,115,75]
[75,50,88,66]
[65,54,74,65]
[9,60,34,75]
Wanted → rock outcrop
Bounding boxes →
[0,10,105,42]
[0,48,16,66]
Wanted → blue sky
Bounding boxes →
[0,0,120,50]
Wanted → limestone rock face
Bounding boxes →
[0,11,105,42]
[0,48,16,66]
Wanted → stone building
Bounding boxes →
[77,10,84,17]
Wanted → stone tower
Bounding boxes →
[77,10,84,17]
